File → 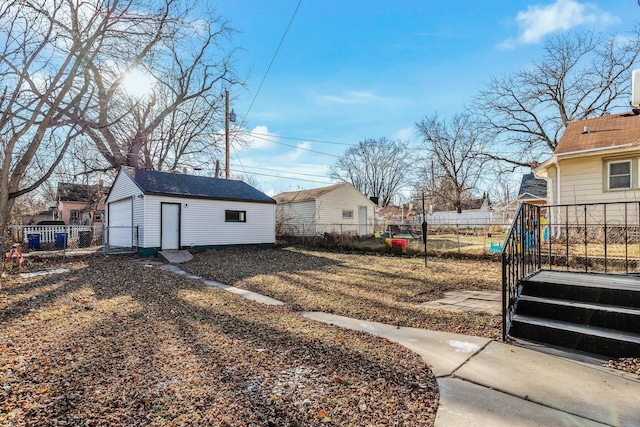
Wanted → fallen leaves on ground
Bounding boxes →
[1,255,438,426]
[183,247,502,339]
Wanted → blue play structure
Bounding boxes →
[489,241,502,253]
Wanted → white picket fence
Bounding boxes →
[8,225,102,244]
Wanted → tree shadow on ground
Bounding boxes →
[0,257,438,426]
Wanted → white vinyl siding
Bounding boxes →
[143,195,275,248]
[316,184,375,235]
[276,200,316,236]
[552,155,640,206]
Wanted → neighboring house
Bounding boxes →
[105,167,276,257]
[273,183,376,236]
[534,112,640,207]
[57,182,106,225]
[517,173,547,206]
[426,194,493,228]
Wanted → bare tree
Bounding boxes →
[329,138,412,207]
[64,2,242,172]
[0,1,241,240]
[473,29,640,167]
[0,0,114,241]
[416,113,490,213]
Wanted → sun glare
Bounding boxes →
[121,68,154,98]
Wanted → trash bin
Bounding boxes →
[79,231,92,248]
[55,232,68,248]
[27,233,40,250]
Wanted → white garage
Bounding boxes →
[104,166,276,257]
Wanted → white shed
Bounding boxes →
[105,167,276,257]
[274,183,376,236]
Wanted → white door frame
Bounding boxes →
[161,202,181,250]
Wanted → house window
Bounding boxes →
[342,209,354,219]
[608,160,631,190]
[225,210,246,222]
[94,211,103,221]
[70,210,79,223]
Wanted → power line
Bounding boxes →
[249,132,357,146]
[234,164,329,178]
[229,169,333,184]
[249,134,340,158]
[241,0,302,123]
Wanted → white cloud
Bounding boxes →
[318,90,391,105]
[503,0,619,48]
[392,127,416,142]
[245,125,278,150]
[277,141,311,162]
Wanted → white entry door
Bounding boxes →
[161,203,180,250]
[358,206,368,236]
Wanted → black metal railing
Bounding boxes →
[542,201,640,274]
[502,200,640,340]
[502,203,541,340]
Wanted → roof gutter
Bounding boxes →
[554,141,640,159]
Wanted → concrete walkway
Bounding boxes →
[146,260,640,426]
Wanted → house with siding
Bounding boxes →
[56,182,106,225]
[534,112,640,204]
[534,111,640,226]
[105,167,276,257]
[273,183,376,236]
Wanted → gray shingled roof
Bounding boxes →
[273,183,346,204]
[122,167,275,204]
[517,173,547,200]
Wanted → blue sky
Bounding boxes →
[212,0,639,196]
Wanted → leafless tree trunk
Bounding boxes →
[473,29,640,167]
[0,0,112,242]
[416,113,490,213]
[329,138,412,207]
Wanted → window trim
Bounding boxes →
[608,160,632,191]
[225,210,246,223]
[342,209,354,219]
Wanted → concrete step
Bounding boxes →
[522,271,640,307]
[158,250,193,264]
[510,314,640,357]
[517,295,640,333]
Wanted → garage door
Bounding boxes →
[108,198,133,247]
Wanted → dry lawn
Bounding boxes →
[1,255,438,426]
[183,247,503,339]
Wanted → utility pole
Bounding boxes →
[224,90,237,180]
[225,90,230,179]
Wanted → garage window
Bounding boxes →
[608,160,631,190]
[342,209,354,219]
[225,210,246,222]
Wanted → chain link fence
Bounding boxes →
[277,220,512,255]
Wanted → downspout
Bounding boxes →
[554,156,561,238]
[533,155,560,238]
